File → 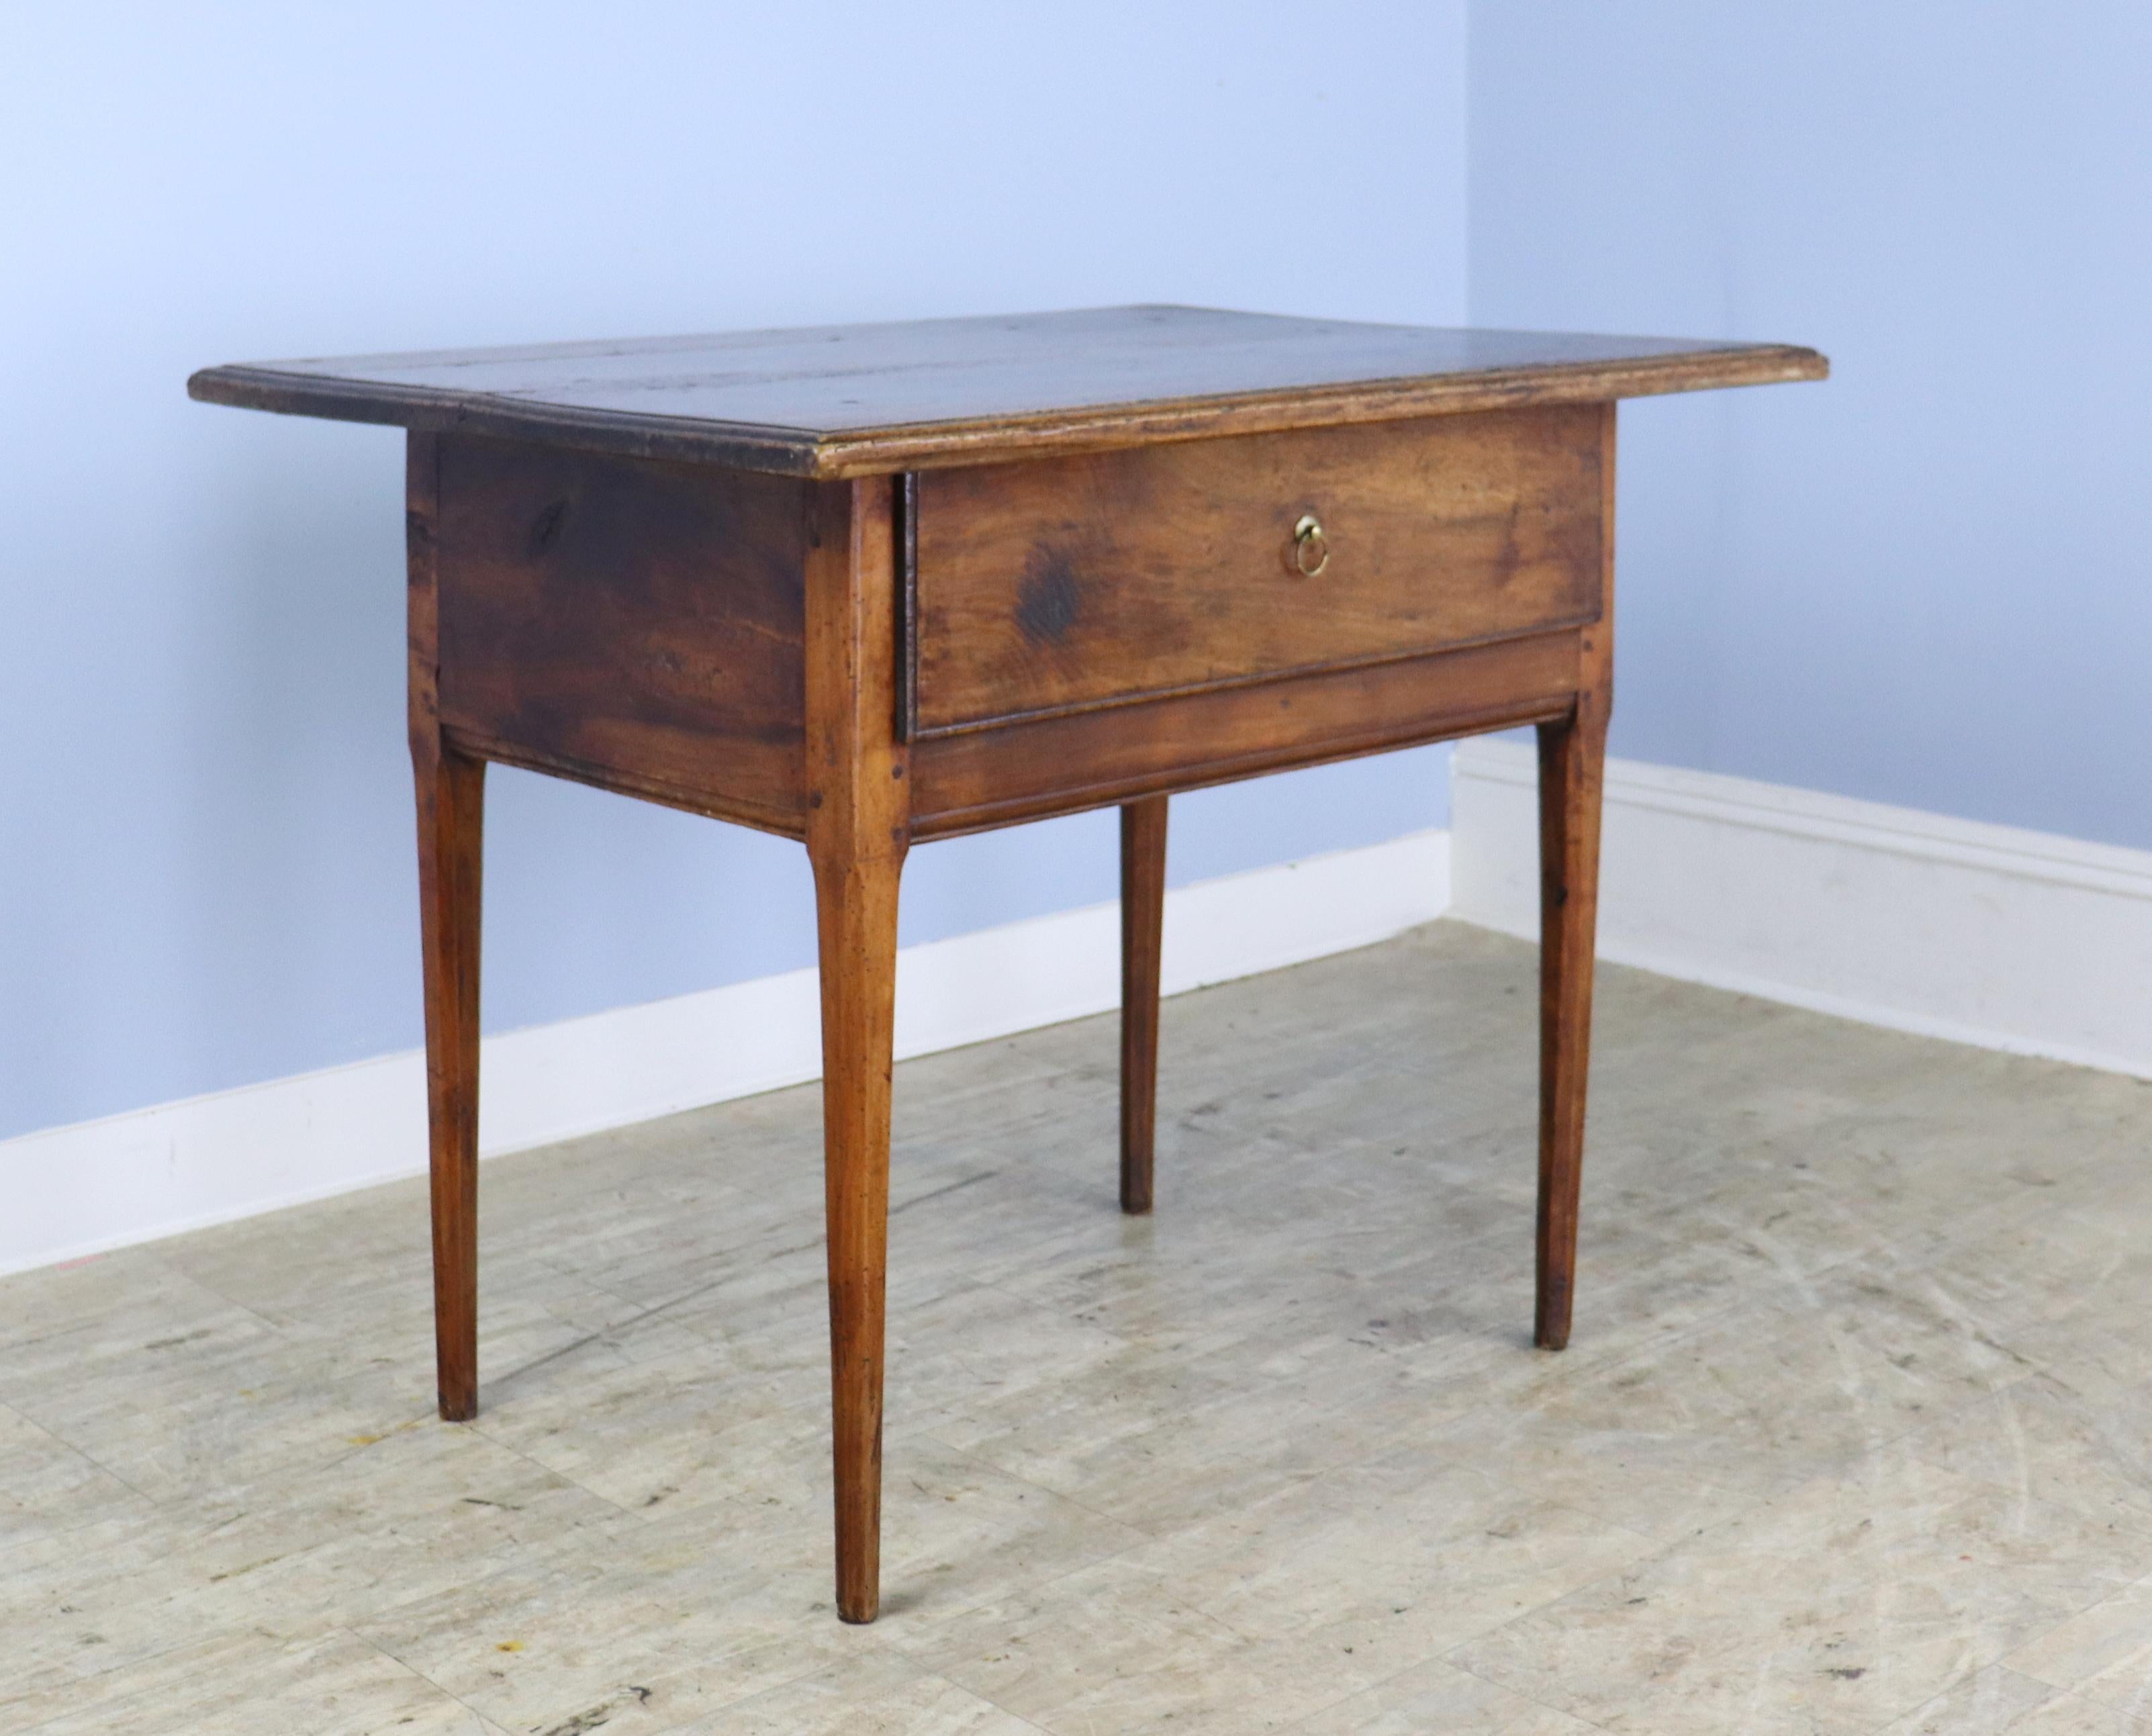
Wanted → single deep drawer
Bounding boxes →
[908,403,1605,736]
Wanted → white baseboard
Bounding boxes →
[1451,737,2152,1079]
[34,739,2139,1283]
[0,830,1450,1277]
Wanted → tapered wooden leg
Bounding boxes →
[810,845,903,1624]
[804,474,910,1625]
[406,429,485,1422]
[414,743,485,1419]
[1119,796,1168,1213]
[1534,695,1607,1351]
[1535,405,1618,1352]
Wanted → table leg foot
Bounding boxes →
[1535,691,1606,1353]
[1119,796,1168,1214]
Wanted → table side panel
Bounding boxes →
[909,630,1584,838]
[910,405,1603,736]
[434,436,810,834]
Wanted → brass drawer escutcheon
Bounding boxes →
[1290,512,1329,577]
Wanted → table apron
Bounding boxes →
[906,629,1584,839]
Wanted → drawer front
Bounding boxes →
[910,404,1604,736]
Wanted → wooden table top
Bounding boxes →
[189,303,1826,479]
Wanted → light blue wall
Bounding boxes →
[0,3,1467,1142]
[1470,5,2152,850]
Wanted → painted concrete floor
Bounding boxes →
[5,921,2152,1735]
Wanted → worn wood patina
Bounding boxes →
[192,303,1826,1622]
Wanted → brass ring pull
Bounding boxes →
[1291,512,1329,577]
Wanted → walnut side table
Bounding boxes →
[191,306,1825,1621]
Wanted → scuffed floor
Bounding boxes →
[4,921,2151,1734]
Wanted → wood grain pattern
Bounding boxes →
[910,631,1583,840]
[188,305,1827,478]
[15,924,2112,1731]
[803,475,910,1624]
[407,432,486,1422]
[1119,797,1168,1215]
[434,435,808,835]
[913,407,1601,734]
[1534,403,1616,1353]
